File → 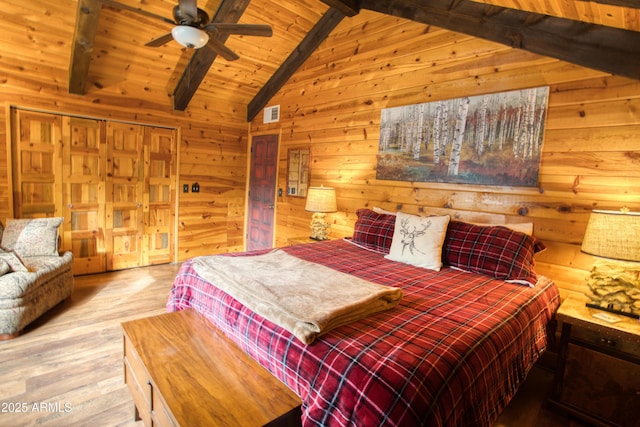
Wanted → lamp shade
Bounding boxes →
[581,209,640,262]
[305,186,337,213]
[171,25,209,49]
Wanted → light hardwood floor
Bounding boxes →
[0,263,587,427]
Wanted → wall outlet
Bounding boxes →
[192,183,200,193]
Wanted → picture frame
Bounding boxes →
[376,86,549,187]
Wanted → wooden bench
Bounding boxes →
[122,309,302,426]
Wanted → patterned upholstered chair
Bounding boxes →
[0,218,74,339]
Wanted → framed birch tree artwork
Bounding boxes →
[376,86,549,187]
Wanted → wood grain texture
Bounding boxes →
[250,9,640,298]
[122,309,302,426]
[363,0,640,81]
[247,6,342,121]
[0,263,181,426]
[0,264,586,427]
[475,0,640,31]
[2,0,640,295]
[0,0,291,261]
[172,0,254,110]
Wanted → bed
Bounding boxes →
[167,209,560,426]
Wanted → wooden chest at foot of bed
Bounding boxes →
[122,309,302,427]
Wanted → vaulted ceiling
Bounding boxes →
[66,0,640,121]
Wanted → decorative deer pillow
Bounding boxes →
[385,212,451,271]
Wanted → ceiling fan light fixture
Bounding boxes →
[171,25,209,49]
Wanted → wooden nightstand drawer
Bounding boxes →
[572,326,640,357]
[561,343,640,426]
[551,295,640,427]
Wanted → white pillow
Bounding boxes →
[385,212,450,271]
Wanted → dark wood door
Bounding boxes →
[247,134,279,251]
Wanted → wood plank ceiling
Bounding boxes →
[67,0,640,121]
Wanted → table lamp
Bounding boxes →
[580,208,640,318]
[304,186,337,240]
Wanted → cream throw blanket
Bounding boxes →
[192,249,403,344]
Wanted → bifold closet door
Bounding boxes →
[105,122,145,271]
[61,117,107,275]
[144,127,176,266]
[11,109,176,273]
[11,110,62,219]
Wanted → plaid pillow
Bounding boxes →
[351,209,396,254]
[443,221,543,286]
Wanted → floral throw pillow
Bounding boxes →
[0,258,11,275]
[385,212,451,271]
[1,217,63,257]
[0,250,30,272]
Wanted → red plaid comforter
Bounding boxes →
[167,239,560,427]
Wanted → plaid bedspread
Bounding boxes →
[167,239,560,427]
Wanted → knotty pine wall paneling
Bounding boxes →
[0,0,250,263]
[1,103,248,261]
[251,10,640,299]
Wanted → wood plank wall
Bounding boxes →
[0,103,247,260]
[250,11,640,298]
[0,2,248,262]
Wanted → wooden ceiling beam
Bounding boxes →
[68,0,102,95]
[363,0,640,81]
[247,7,346,122]
[172,0,252,111]
[319,0,360,17]
[69,0,172,95]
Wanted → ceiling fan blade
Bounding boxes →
[206,38,240,61]
[204,23,273,37]
[145,32,174,47]
[178,0,199,22]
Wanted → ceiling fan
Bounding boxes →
[144,0,273,61]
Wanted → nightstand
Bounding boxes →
[287,236,329,246]
[549,294,640,427]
